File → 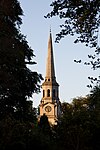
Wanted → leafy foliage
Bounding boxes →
[45,0,100,48]
[0,0,43,119]
[0,85,100,150]
[45,0,100,86]
[55,89,100,150]
[0,1,100,150]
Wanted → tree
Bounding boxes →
[45,0,100,85]
[38,114,56,150]
[38,114,51,135]
[55,98,91,150]
[54,93,100,150]
[0,0,42,119]
[45,0,100,47]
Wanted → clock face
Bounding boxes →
[45,106,52,112]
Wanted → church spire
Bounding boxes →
[45,29,55,80]
[39,29,61,125]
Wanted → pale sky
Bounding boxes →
[20,0,99,107]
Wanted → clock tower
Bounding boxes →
[39,30,61,125]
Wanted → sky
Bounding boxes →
[20,0,99,107]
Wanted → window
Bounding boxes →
[47,89,50,97]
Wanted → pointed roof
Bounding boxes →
[45,30,55,80]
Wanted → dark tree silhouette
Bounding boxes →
[45,0,100,86]
[0,0,43,119]
[45,0,100,48]
[55,94,100,150]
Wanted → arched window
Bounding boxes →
[43,90,45,97]
[47,89,50,97]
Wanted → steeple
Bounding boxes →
[39,30,61,125]
[45,29,55,81]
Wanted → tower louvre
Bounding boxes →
[39,30,61,125]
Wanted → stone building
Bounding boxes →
[39,30,61,125]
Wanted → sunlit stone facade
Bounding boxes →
[39,30,61,125]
